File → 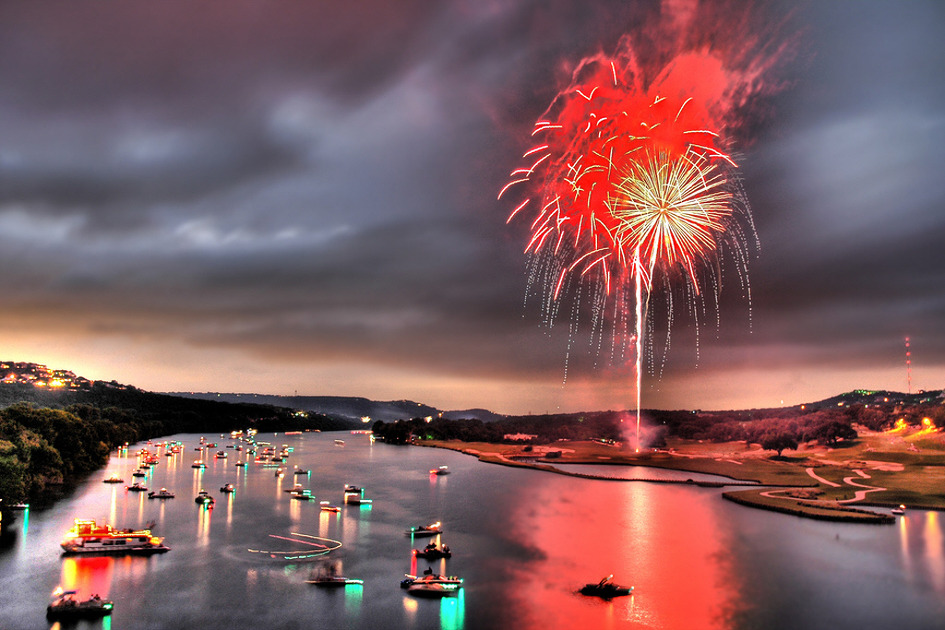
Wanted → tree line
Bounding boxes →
[372,401,945,457]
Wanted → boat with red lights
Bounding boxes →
[60,519,169,555]
[414,541,451,559]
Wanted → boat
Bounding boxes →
[334,439,345,446]
[126,482,148,492]
[344,494,372,505]
[343,484,363,495]
[275,468,285,477]
[429,466,451,476]
[407,582,462,597]
[400,571,463,589]
[319,501,341,513]
[192,460,206,468]
[195,490,215,506]
[132,470,148,478]
[220,484,235,493]
[235,460,247,467]
[60,519,169,555]
[46,589,113,620]
[148,488,175,499]
[294,467,309,475]
[414,541,452,560]
[305,565,363,587]
[405,521,442,537]
[103,474,123,484]
[579,575,634,599]
[892,504,906,515]
[215,451,227,459]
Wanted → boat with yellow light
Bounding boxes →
[60,519,169,555]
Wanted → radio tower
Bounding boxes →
[905,337,912,394]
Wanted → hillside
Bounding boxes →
[169,392,505,423]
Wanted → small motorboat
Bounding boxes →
[275,468,285,477]
[195,490,215,506]
[46,589,113,620]
[220,484,235,493]
[429,466,451,476]
[414,542,451,560]
[148,488,175,499]
[192,460,206,469]
[294,468,309,475]
[132,470,148,478]
[579,575,634,599]
[405,521,442,537]
[305,564,363,587]
[343,484,363,495]
[400,571,463,589]
[407,582,462,598]
[892,504,906,515]
[215,451,227,459]
[126,482,148,492]
[103,474,123,484]
[320,501,341,513]
[235,460,247,467]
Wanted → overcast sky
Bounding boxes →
[1,0,943,415]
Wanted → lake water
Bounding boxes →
[1,431,943,630]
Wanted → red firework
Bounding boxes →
[500,51,745,300]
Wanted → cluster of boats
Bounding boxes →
[67,432,633,619]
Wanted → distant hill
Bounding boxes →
[167,393,506,424]
[796,389,944,411]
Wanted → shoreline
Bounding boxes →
[417,439,915,524]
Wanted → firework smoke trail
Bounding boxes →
[502,2,792,449]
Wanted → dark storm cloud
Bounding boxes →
[1,0,943,411]
[741,1,945,387]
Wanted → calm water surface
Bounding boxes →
[1,432,943,630]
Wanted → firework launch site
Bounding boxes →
[371,389,945,524]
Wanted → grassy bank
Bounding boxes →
[420,431,945,523]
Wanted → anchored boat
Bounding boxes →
[59,519,169,555]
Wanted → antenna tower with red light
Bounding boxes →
[905,337,912,394]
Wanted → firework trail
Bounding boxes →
[502,2,793,448]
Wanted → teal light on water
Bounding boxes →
[439,587,465,630]
[344,581,364,616]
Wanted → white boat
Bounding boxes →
[407,582,462,597]
[147,488,175,499]
[405,521,442,537]
[892,504,906,515]
[401,572,463,590]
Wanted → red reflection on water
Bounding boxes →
[501,478,738,629]
[60,556,114,597]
